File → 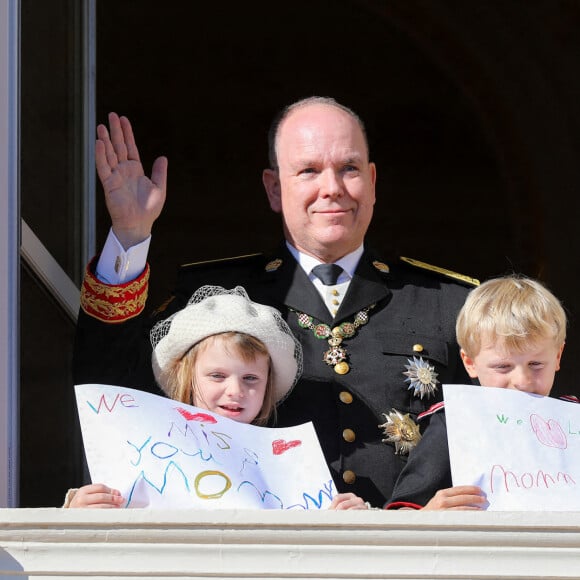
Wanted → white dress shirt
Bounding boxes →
[286,241,364,317]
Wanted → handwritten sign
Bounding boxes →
[75,384,336,510]
[443,384,579,510]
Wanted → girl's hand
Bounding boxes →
[68,483,124,508]
[328,492,370,510]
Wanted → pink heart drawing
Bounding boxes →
[272,438,302,455]
[530,414,567,449]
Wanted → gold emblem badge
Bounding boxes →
[372,260,390,273]
[403,356,439,399]
[265,258,283,272]
[379,409,421,455]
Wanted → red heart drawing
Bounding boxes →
[272,439,302,455]
[176,407,218,424]
[530,414,567,449]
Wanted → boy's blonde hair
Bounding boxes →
[160,332,276,426]
[456,275,566,357]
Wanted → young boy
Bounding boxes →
[385,274,574,510]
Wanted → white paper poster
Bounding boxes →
[443,384,579,510]
[75,384,336,510]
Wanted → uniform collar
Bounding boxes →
[285,241,364,282]
[337,248,391,320]
[261,242,392,323]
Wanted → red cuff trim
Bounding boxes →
[384,501,423,510]
[418,401,445,421]
[80,257,149,323]
[559,395,580,404]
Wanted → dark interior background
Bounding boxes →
[96,0,580,398]
[95,0,507,296]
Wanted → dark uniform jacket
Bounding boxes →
[387,395,580,509]
[73,241,476,507]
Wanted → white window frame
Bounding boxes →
[0,0,20,508]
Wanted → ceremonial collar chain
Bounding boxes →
[292,304,376,375]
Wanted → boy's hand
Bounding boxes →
[422,485,488,510]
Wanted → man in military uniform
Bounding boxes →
[74,97,478,508]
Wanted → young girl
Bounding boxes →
[66,285,367,510]
[386,274,575,510]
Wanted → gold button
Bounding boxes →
[413,344,424,353]
[342,470,356,484]
[332,289,339,296]
[334,361,350,375]
[339,391,353,404]
[332,299,339,305]
[343,428,356,442]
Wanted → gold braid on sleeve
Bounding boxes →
[80,258,150,323]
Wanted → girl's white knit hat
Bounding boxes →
[150,285,302,404]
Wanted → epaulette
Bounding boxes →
[179,253,263,270]
[400,256,479,287]
[151,253,264,318]
[417,401,445,421]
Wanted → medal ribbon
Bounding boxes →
[292,304,376,374]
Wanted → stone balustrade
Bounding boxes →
[1,508,579,579]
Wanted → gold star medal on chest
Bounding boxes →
[293,304,376,375]
[378,409,422,455]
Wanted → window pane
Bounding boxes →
[19,266,82,507]
[19,0,87,506]
[21,0,84,285]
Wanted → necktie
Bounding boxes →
[312,263,343,286]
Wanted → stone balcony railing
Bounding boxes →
[1,509,580,579]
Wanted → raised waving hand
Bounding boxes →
[96,112,168,249]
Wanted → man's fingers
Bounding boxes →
[108,112,128,162]
[97,121,119,169]
[95,140,112,183]
[151,156,168,191]
[120,115,140,162]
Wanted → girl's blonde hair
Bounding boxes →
[159,332,276,426]
[456,275,566,357]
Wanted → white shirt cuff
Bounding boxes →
[96,228,151,284]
